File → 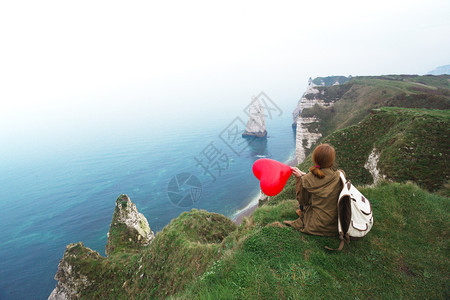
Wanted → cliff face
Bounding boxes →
[292,76,350,163]
[48,243,102,300]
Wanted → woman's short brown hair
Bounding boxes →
[309,144,336,178]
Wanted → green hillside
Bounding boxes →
[58,209,236,299]
[327,107,449,193]
[301,75,450,138]
[175,182,449,299]
[279,107,450,204]
[58,183,449,299]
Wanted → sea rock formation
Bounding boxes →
[49,195,154,299]
[292,76,350,164]
[48,243,101,300]
[105,194,155,255]
[242,96,267,138]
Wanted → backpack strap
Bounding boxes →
[325,171,351,251]
[338,170,347,186]
[325,233,350,251]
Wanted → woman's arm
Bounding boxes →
[292,167,311,209]
[291,167,306,178]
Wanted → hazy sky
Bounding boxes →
[0,0,449,156]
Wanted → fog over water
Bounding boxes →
[1,0,449,159]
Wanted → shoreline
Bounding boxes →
[232,155,298,225]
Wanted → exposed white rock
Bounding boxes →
[292,78,339,164]
[105,194,155,256]
[48,243,98,300]
[295,117,322,163]
[292,78,319,123]
[364,148,385,184]
[243,96,267,137]
[48,287,68,300]
[112,195,154,246]
[292,78,336,125]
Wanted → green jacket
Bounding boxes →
[289,168,343,236]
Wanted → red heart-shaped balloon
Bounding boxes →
[252,158,292,196]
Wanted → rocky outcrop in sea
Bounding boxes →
[48,195,154,299]
[242,96,267,138]
[105,194,155,255]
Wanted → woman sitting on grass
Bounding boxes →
[284,144,343,236]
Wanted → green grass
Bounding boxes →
[61,209,237,299]
[323,107,450,192]
[277,106,449,208]
[352,74,450,90]
[133,209,236,298]
[58,182,449,299]
[176,182,449,299]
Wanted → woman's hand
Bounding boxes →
[291,167,306,178]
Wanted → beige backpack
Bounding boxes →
[326,170,373,251]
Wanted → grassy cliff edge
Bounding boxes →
[50,182,449,299]
[49,75,450,299]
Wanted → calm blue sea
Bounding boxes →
[0,106,296,299]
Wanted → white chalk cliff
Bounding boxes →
[243,96,267,138]
[292,77,341,164]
